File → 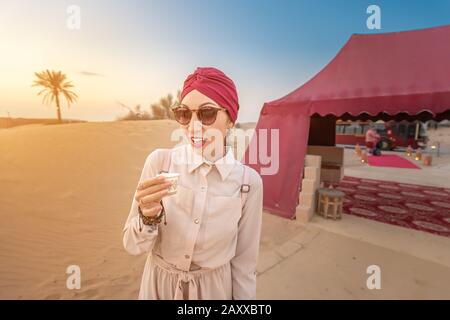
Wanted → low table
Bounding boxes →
[316,188,345,220]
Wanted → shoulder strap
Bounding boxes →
[240,165,250,208]
[159,148,172,174]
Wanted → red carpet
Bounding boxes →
[367,154,421,169]
[333,176,450,237]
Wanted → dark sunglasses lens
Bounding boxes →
[198,108,219,125]
[173,108,191,125]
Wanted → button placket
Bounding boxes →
[194,163,210,229]
[179,173,207,271]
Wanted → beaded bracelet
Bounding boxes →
[138,202,167,232]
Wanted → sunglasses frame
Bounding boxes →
[172,105,228,126]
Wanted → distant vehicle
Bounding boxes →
[335,120,428,150]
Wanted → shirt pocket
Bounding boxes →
[199,195,242,251]
[162,184,195,218]
[174,184,195,212]
[160,184,195,249]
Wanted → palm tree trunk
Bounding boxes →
[55,92,62,122]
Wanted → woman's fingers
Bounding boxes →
[144,181,172,197]
[135,180,172,202]
[139,189,169,205]
[137,175,165,190]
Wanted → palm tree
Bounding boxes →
[32,70,78,122]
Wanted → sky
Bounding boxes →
[1,0,450,122]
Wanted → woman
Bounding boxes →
[123,67,263,300]
[365,124,381,155]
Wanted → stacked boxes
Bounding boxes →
[296,155,322,224]
[306,146,344,184]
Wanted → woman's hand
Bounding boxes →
[135,176,172,217]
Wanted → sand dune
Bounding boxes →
[0,117,86,129]
[0,120,179,299]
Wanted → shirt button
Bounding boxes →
[184,254,190,259]
[200,186,207,192]
[194,218,199,224]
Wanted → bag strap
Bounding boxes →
[240,165,250,208]
[159,148,172,174]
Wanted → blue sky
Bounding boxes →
[1,0,450,122]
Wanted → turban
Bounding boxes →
[180,67,239,123]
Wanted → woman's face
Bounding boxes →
[179,89,233,154]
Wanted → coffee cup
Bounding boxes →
[157,172,180,195]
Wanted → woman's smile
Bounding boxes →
[190,135,209,149]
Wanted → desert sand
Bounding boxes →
[1,120,449,299]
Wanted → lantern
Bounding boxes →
[406,145,412,157]
[423,154,432,166]
[415,148,422,161]
[361,151,368,164]
[355,143,361,156]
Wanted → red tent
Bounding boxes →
[244,25,450,219]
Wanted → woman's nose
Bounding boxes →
[188,117,203,136]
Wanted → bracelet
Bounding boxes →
[138,202,166,226]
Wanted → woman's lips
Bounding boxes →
[190,137,207,148]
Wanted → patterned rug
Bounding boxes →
[333,176,450,237]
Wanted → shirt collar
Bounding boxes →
[185,144,236,181]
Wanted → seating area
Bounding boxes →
[316,188,345,220]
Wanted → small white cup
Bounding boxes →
[157,172,180,195]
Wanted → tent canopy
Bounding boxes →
[265,24,450,121]
[245,25,450,218]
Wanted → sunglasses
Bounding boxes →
[172,106,227,126]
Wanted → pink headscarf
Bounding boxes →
[180,67,239,123]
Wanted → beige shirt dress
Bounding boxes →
[122,144,263,300]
